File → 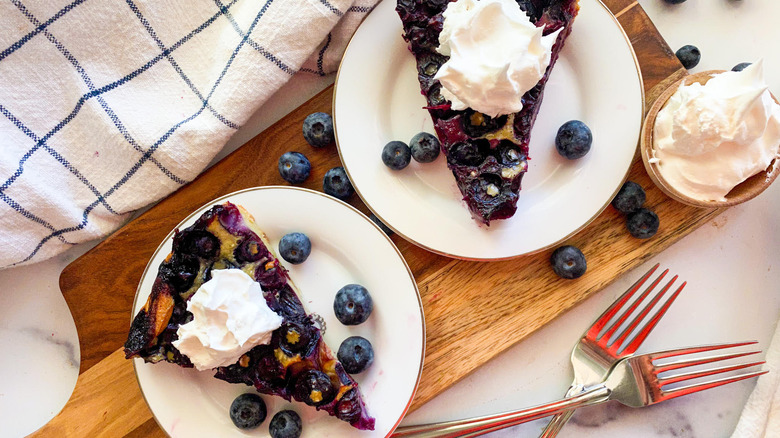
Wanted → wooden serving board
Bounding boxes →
[40,1,723,436]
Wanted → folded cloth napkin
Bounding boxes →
[731,318,780,438]
[0,0,378,269]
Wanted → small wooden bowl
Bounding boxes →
[640,70,780,208]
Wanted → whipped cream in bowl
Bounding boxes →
[434,0,561,117]
[640,61,780,207]
[172,268,283,371]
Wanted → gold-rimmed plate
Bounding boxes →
[131,186,424,437]
[333,0,644,260]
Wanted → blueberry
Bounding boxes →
[229,393,267,429]
[611,181,646,214]
[334,284,373,325]
[278,152,311,184]
[302,112,334,148]
[676,45,700,69]
[235,236,269,263]
[269,410,302,438]
[337,336,375,374]
[382,141,412,170]
[173,229,220,260]
[370,213,394,236]
[550,245,587,280]
[278,321,317,356]
[323,166,354,200]
[555,120,592,160]
[293,369,336,406]
[278,232,311,264]
[732,62,752,72]
[663,0,686,3]
[626,208,660,239]
[410,132,441,163]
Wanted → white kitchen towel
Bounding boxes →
[731,318,780,438]
[0,0,378,268]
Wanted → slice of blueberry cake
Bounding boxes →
[124,202,375,430]
[396,0,580,224]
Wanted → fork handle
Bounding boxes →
[391,385,611,438]
[537,383,585,438]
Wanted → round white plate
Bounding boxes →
[333,0,644,260]
[131,187,425,437]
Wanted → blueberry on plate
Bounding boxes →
[323,166,354,200]
[663,0,686,4]
[382,141,412,170]
[626,208,660,239]
[676,45,701,69]
[334,284,373,325]
[269,410,302,438]
[337,336,375,374]
[409,132,441,163]
[278,232,311,264]
[229,393,267,429]
[732,62,752,72]
[611,181,646,214]
[550,245,587,280]
[302,112,334,148]
[277,152,311,184]
[555,120,592,160]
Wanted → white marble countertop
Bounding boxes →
[2,0,779,437]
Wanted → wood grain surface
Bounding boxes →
[39,1,722,436]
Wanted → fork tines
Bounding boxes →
[589,264,687,356]
[649,342,768,401]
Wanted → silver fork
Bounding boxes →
[391,342,767,437]
[540,263,685,437]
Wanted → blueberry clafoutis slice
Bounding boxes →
[396,0,580,224]
[124,202,375,430]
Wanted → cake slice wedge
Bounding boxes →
[124,202,375,430]
[396,0,580,224]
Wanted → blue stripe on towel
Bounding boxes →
[16,0,275,265]
[126,0,242,130]
[215,0,296,76]
[0,0,87,63]
[0,0,240,195]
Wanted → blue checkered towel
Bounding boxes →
[0,0,378,268]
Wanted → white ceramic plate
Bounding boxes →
[333,0,644,260]
[131,187,425,437]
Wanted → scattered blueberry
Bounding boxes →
[410,132,441,163]
[663,0,686,4]
[277,152,311,184]
[370,213,394,236]
[382,141,412,170]
[302,112,334,148]
[626,208,660,239]
[555,120,592,160]
[229,393,267,429]
[334,284,373,325]
[550,245,587,280]
[323,166,355,200]
[732,62,752,72]
[269,410,303,438]
[612,181,646,214]
[278,232,312,265]
[676,45,701,69]
[338,336,375,374]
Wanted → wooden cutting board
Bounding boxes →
[41,1,722,436]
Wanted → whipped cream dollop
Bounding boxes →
[173,269,283,371]
[434,0,561,117]
[652,60,780,202]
